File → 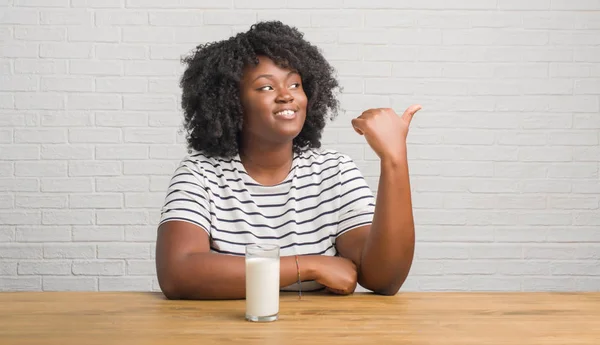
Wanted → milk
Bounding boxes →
[245,257,280,321]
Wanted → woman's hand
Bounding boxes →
[351,105,422,163]
[306,256,358,295]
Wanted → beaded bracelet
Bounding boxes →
[295,255,302,299]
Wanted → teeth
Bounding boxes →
[276,110,295,116]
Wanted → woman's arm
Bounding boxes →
[156,221,358,300]
[336,105,421,296]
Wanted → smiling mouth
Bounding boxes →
[274,109,297,119]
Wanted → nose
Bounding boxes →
[276,88,294,103]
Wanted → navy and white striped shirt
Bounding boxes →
[159,149,375,258]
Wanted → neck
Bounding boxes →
[239,140,294,186]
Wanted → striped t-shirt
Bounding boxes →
[159,149,375,259]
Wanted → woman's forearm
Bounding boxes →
[158,252,318,300]
[359,154,415,295]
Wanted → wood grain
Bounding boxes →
[0,291,599,345]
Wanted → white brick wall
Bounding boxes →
[1,1,599,292]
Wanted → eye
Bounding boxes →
[258,85,273,91]
[290,83,301,89]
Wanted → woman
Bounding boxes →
[156,21,421,300]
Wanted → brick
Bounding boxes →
[69,128,121,143]
[97,210,148,225]
[149,46,193,61]
[41,77,93,92]
[16,195,68,209]
[96,176,149,192]
[574,147,600,162]
[0,261,17,275]
[0,9,39,24]
[72,260,125,276]
[550,261,600,276]
[69,60,123,76]
[469,276,521,291]
[498,0,550,9]
[96,145,148,160]
[125,226,156,242]
[0,210,41,225]
[15,0,68,6]
[0,194,13,208]
[68,27,120,43]
[0,278,42,291]
[15,161,67,177]
[0,162,13,177]
[69,194,122,209]
[0,227,15,242]
[125,193,165,208]
[417,243,469,260]
[41,145,93,160]
[124,60,182,76]
[96,78,148,93]
[42,210,94,225]
[522,277,577,291]
[40,43,93,59]
[41,111,93,127]
[122,27,173,43]
[496,261,550,275]
[123,128,174,143]
[0,43,38,58]
[0,178,39,192]
[41,178,93,193]
[73,226,124,242]
[67,94,121,110]
[18,261,71,275]
[444,29,548,46]
[127,260,156,275]
[97,243,150,259]
[469,244,523,259]
[44,244,95,259]
[548,163,598,178]
[123,95,176,111]
[0,76,38,92]
[335,61,392,77]
[43,277,97,291]
[15,93,65,110]
[518,147,572,162]
[149,11,203,26]
[498,132,548,146]
[148,145,187,159]
[0,129,10,144]
[552,0,600,10]
[96,112,147,127]
[419,276,469,291]
[257,11,310,27]
[40,9,92,25]
[95,10,148,26]
[204,10,256,25]
[0,145,40,160]
[69,161,121,177]
[72,0,124,7]
[0,244,43,259]
[494,228,548,242]
[123,160,178,175]
[574,211,600,226]
[575,48,600,62]
[14,59,67,75]
[14,27,66,41]
[547,227,600,242]
[494,162,548,178]
[521,180,571,193]
[99,277,153,291]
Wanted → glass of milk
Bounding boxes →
[245,243,280,322]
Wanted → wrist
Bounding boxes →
[299,255,320,281]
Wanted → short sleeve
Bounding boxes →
[159,159,211,235]
[336,155,375,237]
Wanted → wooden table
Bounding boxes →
[1,291,599,344]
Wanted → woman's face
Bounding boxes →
[239,56,308,147]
